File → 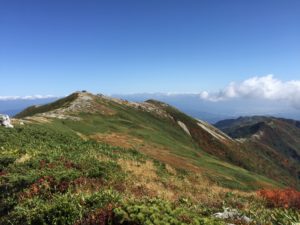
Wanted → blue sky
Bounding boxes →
[1,0,300,96]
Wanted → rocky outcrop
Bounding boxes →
[0,114,14,128]
[214,208,252,224]
[177,121,191,136]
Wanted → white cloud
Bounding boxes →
[0,95,56,101]
[200,75,300,108]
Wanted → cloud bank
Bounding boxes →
[0,95,56,101]
[200,75,300,108]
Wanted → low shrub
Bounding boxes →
[247,206,300,225]
[114,198,225,225]
[0,155,17,171]
[5,193,83,225]
[75,206,114,225]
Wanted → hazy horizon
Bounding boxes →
[2,89,300,124]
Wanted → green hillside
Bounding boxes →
[1,124,299,225]
[14,92,281,190]
[1,92,299,224]
[15,92,298,187]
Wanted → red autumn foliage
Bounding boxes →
[20,176,70,200]
[39,158,81,170]
[60,157,82,170]
[75,204,114,225]
[257,188,300,209]
[0,171,7,176]
[73,177,104,190]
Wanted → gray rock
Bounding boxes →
[214,208,239,219]
[0,114,14,128]
[213,208,252,224]
[241,215,252,223]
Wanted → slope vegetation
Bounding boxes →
[1,124,299,225]
[14,92,280,190]
[1,92,299,224]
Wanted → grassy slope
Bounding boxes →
[1,125,298,225]
[38,97,281,191]
[12,93,288,189]
[11,92,282,190]
[0,124,223,224]
[144,100,285,188]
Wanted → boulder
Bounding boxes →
[214,208,239,219]
[213,208,252,224]
[0,114,14,128]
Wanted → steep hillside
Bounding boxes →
[215,116,300,187]
[13,91,280,191]
[143,101,300,187]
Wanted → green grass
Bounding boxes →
[0,124,296,225]
[14,94,286,190]
[2,95,298,224]
[38,100,282,191]
[0,125,226,225]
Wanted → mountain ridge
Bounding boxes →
[216,116,300,186]
[13,91,284,191]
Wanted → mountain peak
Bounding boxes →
[14,91,114,120]
[14,92,173,120]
